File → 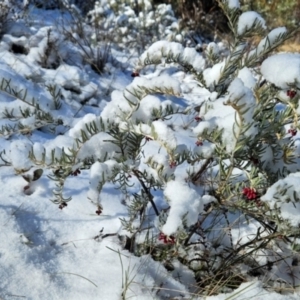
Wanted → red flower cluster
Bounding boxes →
[287,90,297,99]
[158,232,175,244]
[288,128,297,136]
[242,187,257,200]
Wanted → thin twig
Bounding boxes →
[132,169,159,216]
[191,157,213,183]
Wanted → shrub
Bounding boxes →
[241,0,300,48]
[0,0,27,39]
[155,0,230,40]
[2,0,300,297]
[242,0,299,29]
[85,0,182,53]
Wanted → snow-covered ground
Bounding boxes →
[1,1,300,299]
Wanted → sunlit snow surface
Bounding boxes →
[0,1,299,300]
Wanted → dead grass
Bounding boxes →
[278,40,300,53]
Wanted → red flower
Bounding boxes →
[287,90,297,99]
[95,209,102,215]
[242,187,258,200]
[158,232,175,244]
[288,128,297,136]
[59,202,68,209]
[71,169,81,176]
[169,161,177,168]
[23,185,30,191]
[195,140,203,146]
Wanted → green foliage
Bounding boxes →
[0,78,63,138]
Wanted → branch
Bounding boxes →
[191,157,213,183]
[132,169,159,216]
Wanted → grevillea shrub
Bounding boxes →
[85,0,182,53]
[3,0,300,296]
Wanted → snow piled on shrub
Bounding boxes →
[237,11,266,35]
[254,27,287,56]
[137,41,205,72]
[261,172,300,227]
[162,180,203,235]
[194,78,256,152]
[227,0,240,9]
[261,53,300,89]
[1,0,300,299]
[10,140,32,171]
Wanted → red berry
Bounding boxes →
[23,185,30,191]
[287,90,297,99]
[169,161,177,168]
[95,205,102,215]
[131,72,140,77]
[196,140,203,146]
[71,169,81,176]
[250,157,259,165]
[288,128,297,136]
[59,202,68,209]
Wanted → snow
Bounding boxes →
[261,53,300,89]
[151,120,177,150]
[87,160,119,205]
[261,172,300,227]
[206,42,220,55]
[9,140,32,171]
[0,1,299,299]
[227,0,240,9]
[238,67,256,89]
[237,11,266,35]
[162,180,203,235]
[203,61,226,87]
[207,281,300,299]
[256,27,287,56]
[194,78,257,153]
[138,40,205,73]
